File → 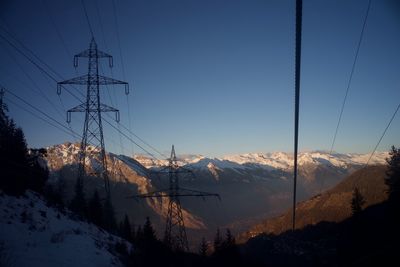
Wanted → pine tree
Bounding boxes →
[386,146,400,203]
[122,214,132,241]
[351,187,365,216]
[213,228,223,253]
[103,195,117,232]
[135,217,157,253]
[88,190,103,226]
[27,149,49,194]
[44,178,65,208]
[225,228,235,248]
[135,225,143,243]
[143,217,156,241]
[69,179,86,218]
[0,102,30,195]
[118,221,124,236]
[199,237,208,257]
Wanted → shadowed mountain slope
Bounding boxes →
[238,165,388,242]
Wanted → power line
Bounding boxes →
[1,20,156,161]
[0,19,83,138]
[115,117,168,158]
[92,0,126,156]
[5,96,80,139]
[0,30,84,102]
[0,22,85,137]
[104,112,167,158]
[111,0,126,80]
[1,27,163,160]
[103,117,159,160]
[80,0,95,38]
[0,32,57,83]
[41,0,73,61]
[57,38,129,197]
[365,102,400,166]
[1,13,168,163]
[0,24,68,83]
[3,88,81,139]
[93,0,109,54]
[1,16,85,102]
[110,0,135,156]
[329,0,372,154]
[0,43,65,120]
[130,145,220,252]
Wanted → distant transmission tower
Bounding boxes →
[131,145,220,251]
[57,38,129,198]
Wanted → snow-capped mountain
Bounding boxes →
[133,151,388,184]
[135,151,388,171]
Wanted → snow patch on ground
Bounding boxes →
[0,191,129,267]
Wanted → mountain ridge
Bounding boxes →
[134,150,388,171]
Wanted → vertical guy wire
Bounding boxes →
[293,0,302,231]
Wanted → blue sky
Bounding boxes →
[0,0,399,158]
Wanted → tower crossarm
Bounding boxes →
[58,75,89,85]
[67,103,120,122]
[73,38,113,68]
[98,76,129,94]
[127,188,220,200]
[75,49,112,59]
[57,75,129,94]
[127,189,170,200]
[176,187,221,200]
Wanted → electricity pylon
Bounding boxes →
[57,38,129,198]
[130,145,220,252]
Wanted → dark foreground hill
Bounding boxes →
[238,165,388,241]
[240,200,399,267]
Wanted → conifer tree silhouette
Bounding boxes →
[122,214,132,241]
[351,187,365,216]
[213,228,223,253]
[0,97,30,195]
[69,179,86,218]
[386,146,400,203]
[88,190,103,226]
[199,237,208,257]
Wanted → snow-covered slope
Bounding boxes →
[0,191,129,267]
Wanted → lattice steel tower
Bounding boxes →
[132,145,220,251]
[57,38,129,197]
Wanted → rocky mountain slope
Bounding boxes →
[45,143,205,232]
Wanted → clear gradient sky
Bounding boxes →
[0,0,399,158]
